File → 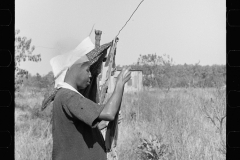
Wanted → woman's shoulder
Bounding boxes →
[55,88,79,102]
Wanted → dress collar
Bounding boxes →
[57,82,84,98]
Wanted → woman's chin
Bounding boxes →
[77,82,90,90]
[77,86,86,91]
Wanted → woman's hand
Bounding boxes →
[98,67,131,121]
[118,111,122,124]
[116,67,131,89]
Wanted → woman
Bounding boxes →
[50,37,131,160]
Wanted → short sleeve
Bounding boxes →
[63,92,104,128]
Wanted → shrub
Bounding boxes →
[137,135,174,160]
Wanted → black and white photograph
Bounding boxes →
[15,0,226,159]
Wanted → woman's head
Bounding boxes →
[65,61,92,90]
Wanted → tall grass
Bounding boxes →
[15,87,226,160]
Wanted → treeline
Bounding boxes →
[124,64,225,88]
[22,54,225,89]
[23,71,54,89]
[121,54,225,89]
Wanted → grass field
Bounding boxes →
[15,87,226,160]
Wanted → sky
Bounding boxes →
[16,0,226,76]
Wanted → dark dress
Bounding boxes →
[52,88,107,160]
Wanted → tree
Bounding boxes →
[137,53,174,89]
[40,71,54,89]
[15,29,41,90]
[127,54,225,89]
[44,71,54,87]
[35,73,45,89]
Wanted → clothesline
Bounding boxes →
[35,0,146,49]
[35,46,57,50]
[116,0,145,37]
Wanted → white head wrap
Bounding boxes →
[50,37,95,88]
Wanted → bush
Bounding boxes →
[137,135,175,160]
[15,87,226,160]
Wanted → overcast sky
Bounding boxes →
[16,0,226,76]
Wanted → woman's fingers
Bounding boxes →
[117,67,131,85]
[124,73,131,83]
[124,71,131,77]
[121,67,128,74]
[122,67,131,77]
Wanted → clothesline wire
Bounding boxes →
[89,24,95,36]
[35,46,57,49]
[35,0,145,49]
[116,0,145,37]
